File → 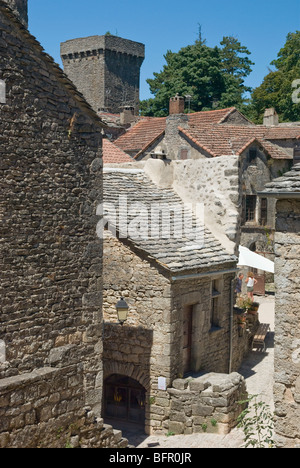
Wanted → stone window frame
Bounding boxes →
[210,277,223,330]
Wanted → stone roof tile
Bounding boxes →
[260,164,300,197]
[103,168,236,274]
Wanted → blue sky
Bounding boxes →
[29,0,300,101]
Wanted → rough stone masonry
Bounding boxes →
[0,1,127,448]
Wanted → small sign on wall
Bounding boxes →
[158,377,167,391]
[0,80,6,104]
[0,340,6,363]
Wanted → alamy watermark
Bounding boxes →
[0,340,6,364]
[96,195,205,246]
[292,79,300,104]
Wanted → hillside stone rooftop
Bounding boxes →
[103,168,237,275]
[261,163,300,197]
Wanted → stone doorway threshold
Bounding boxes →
[104,419,148,447]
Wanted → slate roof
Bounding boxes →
[103,168,237,274]
[103,139,133,164]
[260,164,300,197]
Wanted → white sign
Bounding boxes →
[158,377,167,391]
[0,80,6,104]
[0,340,6,363]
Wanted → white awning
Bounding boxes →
[238,246,274,273]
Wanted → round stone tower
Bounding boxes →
[4,0,28,28]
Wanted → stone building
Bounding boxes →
[114,100,300,287]
[61,35,145,116]
[0,1,126,448]
[260,164,300,448]
[101,166,251,435]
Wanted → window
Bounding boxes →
[249,148,257,163]
[260,198,268,226]
[294,145,300,165]
[245,195,257,222]
[180,148,188,160]
[210,279,222,329]
[0,80,6,104]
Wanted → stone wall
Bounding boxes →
[3,0,27,27]
[240,145,291,253]
[103,231,249,434]
[0,365,127,448]
[170,157,241,250]
[0,7,105,446]
[103,231,172,434]
[231,309,260,372]
[273,199,300,448]
[170,273,236,377]
[166,372,247,435]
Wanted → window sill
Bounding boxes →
[209,326,223,334]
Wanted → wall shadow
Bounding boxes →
[102,322,153,444]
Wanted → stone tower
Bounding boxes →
[4,0,28,27]
[61,35,145,115]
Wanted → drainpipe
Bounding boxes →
[229,277,235,374]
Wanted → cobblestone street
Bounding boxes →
[125,295,275,449]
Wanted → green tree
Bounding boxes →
[218,36,254,108]
[141,41,225,116]
[249,31,300,123]
[140,35,254,116]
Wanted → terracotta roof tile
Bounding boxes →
[181,124,295,159]
[102,139,132,164]
[114,107,300,160]
[115,117,166,153]
[114,108,238,155]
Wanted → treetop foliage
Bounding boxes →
[140,34,254,117]
[140,30,300,123]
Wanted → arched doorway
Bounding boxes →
[104,374,146,427]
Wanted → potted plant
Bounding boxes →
[236,295,253,313]
[248,301,260,315]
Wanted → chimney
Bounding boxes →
[169,94,185,115]
[120,106,135,126]
[263,108,279,127]
[4,0,28,28]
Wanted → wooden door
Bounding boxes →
[183,305,193,375]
